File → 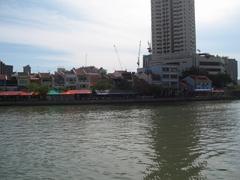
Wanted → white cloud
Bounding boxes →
[0,0,239,72]
[195,0,240,26]
[0,0,151,71]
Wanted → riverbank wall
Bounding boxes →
[0,96,238,106]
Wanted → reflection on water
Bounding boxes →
[144,105,206,180]
[0,101,240,180]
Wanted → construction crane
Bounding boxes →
[137,41,142,68]
[147,41,152,53]
[113,45,123,70]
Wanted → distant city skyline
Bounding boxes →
[0,0,239,76]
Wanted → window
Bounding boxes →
[171,68,178,72]
[200,62,221,66]
[163,74,169,79]
[163,67,169,72]
[170,75,178,79]
[171,82,178,86]
[205,68,221,72]
[78,76,87,82]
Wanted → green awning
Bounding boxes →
[48,89,60,95]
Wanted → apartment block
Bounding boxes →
[151,0,196,66]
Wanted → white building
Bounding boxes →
[196,53,225,75]
[196,53,238,83]
[64,70,77,89]
[74,66,102,89]
[151,0,196,67]
[181,75,212,92]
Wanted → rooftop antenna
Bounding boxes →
[137,40,142,68]
[113,45,123,70]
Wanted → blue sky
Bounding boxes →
[0,0,240,74]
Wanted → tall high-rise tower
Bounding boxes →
[151,0,196,66]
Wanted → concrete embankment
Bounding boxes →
[0,96,237,106]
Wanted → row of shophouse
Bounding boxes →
[0,65,105,90]
[0,52,238,95]
[0,63,134,91]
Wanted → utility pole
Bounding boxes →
[85,53,88,67]
[4,75,7,91]
[113,45,123,70]
[137,41,142,68]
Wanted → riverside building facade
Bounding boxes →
[150,0,196,69]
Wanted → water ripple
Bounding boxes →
[0,102,240,179]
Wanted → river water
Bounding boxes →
[0,101,240,180]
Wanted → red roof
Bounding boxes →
[61,90,92,95]
[74,68,86,75]
[74,66,100,75]
[0,91,33,96]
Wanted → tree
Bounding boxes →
[94,79,113,90]
[38,85,49,96]
[208,73,232,88]
[27,83,49,96]
[133,77,152,94]
[133,77,172,97]
[27,83,40,92]
[99,67,107,78]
